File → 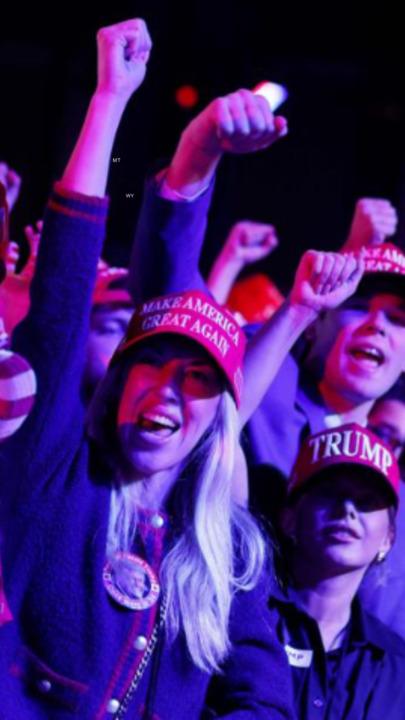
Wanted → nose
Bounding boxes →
[361,309,387,336]
[341,498,358,519]
[154,360,183,398]
[331,496,358,520]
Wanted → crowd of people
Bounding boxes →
[0,17,405,720]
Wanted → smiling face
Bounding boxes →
[308,292,405,405]
[117,336,223,478]
[289,468,394,576]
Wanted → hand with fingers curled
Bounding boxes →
[96,18,152,101]
[290,249,365,314]
[183,88,288,158]
[222,220,279,265]
[344,197,398,251]
[207,220,279,303]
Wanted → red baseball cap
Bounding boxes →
[357,243,405,297]
[112,290,246,406]
[289,423,400,506]
[227,273,284,324]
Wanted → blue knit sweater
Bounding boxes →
[0,185,294,720]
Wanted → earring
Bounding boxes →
[376,550,387,564]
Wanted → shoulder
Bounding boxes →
[363,609,405,658]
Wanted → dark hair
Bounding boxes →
[86,350,136,474]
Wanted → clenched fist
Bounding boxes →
[290,250,365,314]
[96,19,152,101]
[184,89,287,157]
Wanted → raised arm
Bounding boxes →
[342,197,398,252]
[239,251,365,426]
[4,19,151,497]
[207,220,279,304]
[63,19,151,196]
[129,89,287,302]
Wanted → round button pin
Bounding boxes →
[103,552,160,611]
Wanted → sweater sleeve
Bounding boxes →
[0,183,108,501]
[204,573,296,720]
[128,175,215,303]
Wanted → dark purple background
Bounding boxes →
[1,1,405,292]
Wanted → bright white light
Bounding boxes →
[253,81,288,111]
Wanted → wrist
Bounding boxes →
[284,295,319,328]
[91,89,129,116]
[165,130,222,197]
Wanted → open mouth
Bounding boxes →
[348,345,385,369]
[136,411,180,436]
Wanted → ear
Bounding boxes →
[378,521,395,561]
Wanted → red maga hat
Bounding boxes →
[357,243,405,297]
[112,290,246,406]
[227,273,284,324]
[289,423,400,506]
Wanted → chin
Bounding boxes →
[337,377,388,404]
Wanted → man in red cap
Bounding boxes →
[82,263,134,403]
[128,91,405,481]
[271,423,405,720]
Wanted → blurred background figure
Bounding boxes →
[360,379,405,639]
[82,262,134,403]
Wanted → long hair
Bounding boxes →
[87,352,267,673]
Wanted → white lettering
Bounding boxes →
[342,430,361,457]
[360,435,382,468]
[324,432,342,458]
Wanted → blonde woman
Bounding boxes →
[0,18,294,720]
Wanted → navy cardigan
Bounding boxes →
[0,185,294,719]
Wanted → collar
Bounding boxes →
[270,585,405,655]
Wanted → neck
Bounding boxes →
[128,467,180,511]
[318,380,374,424]
[292,557,365,651]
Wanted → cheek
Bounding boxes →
[185,396,220,440]
[324,337,346,378]
[117,375,151,426]
[364,512,391,544]
[294,505,323,542]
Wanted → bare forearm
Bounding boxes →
[207,253,243,303]
[240,299,316,426]
[62,91,128,197]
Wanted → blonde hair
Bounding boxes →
[88,360,266,673]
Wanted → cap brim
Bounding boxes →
[357,272,405,299]
[289,462,399,508]
[112,326,239,405]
